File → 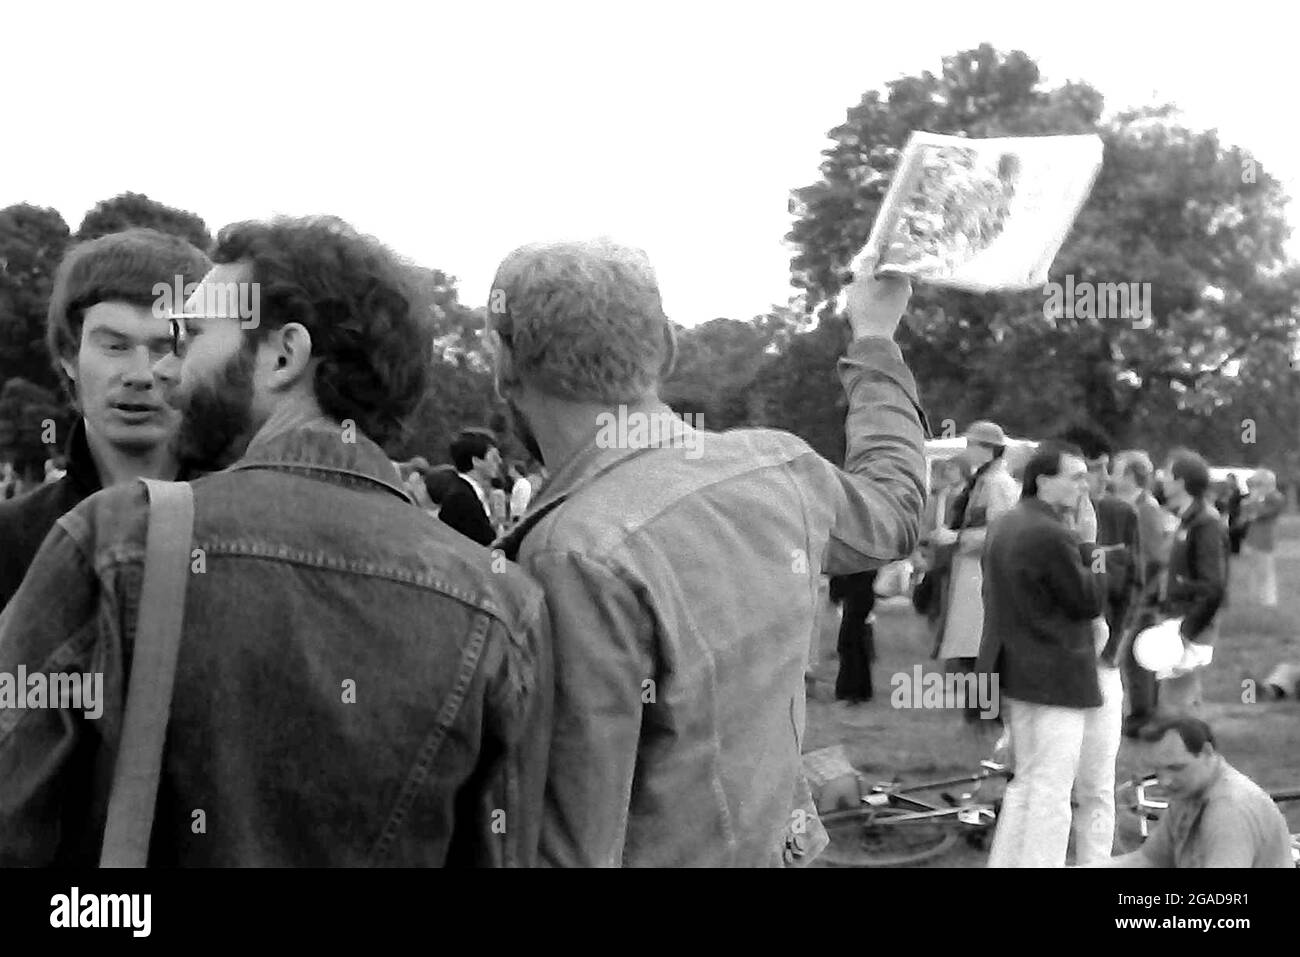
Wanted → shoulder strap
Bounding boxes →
[99,479,195,868]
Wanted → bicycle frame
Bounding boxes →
[823,760,1011,829]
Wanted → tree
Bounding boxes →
[0,204,71,393]
[779,44,1300,465]
[0,377,71,479]
[76,192,212,250]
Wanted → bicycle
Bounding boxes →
[818,759,1012,867]
[1115,774,1300,866]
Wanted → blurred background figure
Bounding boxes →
[507,460,532,525]
[1238,468,1284,608]
[1111,449,1172,737]
[43,456,67,484]
[937,421,1019,724]
[912,455,972,654]
[828,571,878,705]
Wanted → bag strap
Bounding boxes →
[99,479,195,868]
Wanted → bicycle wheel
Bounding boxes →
[820,807,960,867]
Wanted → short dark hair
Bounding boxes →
[1020,440,1084,499]
[423,464,459,504]
[46,228,211,405]
[450,429,497,473]
[1168,450,1211,499]
[1054,424,1114,462]
[1145,715,1216,754]
[212,216,430,448]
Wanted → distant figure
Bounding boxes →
[507,462,533,523]
[1238,468,1284,608]
[439,429,501,547]
[828,571,877,704]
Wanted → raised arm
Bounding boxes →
[823,264,929,574]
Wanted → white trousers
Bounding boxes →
[1072,665,1123,866]
[987,696,1085,868]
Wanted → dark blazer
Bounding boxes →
[976,497,1106,708]
[0,420,102,611]
[1165,498,1228,641]
[438,474,496,547]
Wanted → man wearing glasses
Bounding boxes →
[0,228,210,611]
[0,216,551,866]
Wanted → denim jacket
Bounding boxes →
[0,418,551,866]
[503,336,927,867]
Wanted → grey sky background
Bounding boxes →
[3,0,1294,327]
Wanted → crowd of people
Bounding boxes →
[0,217,1292,868]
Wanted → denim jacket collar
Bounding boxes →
[228,416,412,503]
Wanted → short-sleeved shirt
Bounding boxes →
[1141,760,1293,868]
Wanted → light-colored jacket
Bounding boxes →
[506,337,927,866]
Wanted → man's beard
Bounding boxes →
[170,346,259,473]
[505,395,544,466]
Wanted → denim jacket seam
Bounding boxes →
[368,611,492,863]
[156,539,513,620]
[228,460,410,502]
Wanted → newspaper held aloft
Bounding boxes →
[855,131,1104,294]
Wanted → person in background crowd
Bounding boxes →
[0,215,551,866]
[43,457,67,484]
[913,456,972,654]
[977,440,1106,868]
[422,463,459,509]
[1097,717,1292,868]
[398,456,435,512]
[937,421,1019,724]
[1111,449,1172,737]
[1238,468,1284,608]
[828,571,878,705]
[1156,449,1229,716]
[507,461,533,524]
[439,428,501,547]
[488,240,926,866]
[0,228,210,612]
[1225,475,1249,556]
[1061,436,1139,866]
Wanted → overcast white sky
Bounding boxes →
[2,0,1295,327]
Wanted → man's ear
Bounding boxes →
[269,323,314,387]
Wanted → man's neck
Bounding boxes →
[249,394,329,447]
[84,424,179,487]
[529,390,669,473]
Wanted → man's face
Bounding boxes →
[473,445,502,483]
[1039,453,1089,509]
[1153,732,1217,799]
[153,263,264,470]
[1084,456,1109,498]
[66,301,180,453]
[1159,463,1186,505]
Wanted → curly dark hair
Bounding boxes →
[212,216,431,448]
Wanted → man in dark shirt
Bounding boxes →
[1157,450,1229,716]
[977,440,1107,867]
[438,429,501,547]
[0,229,210,610]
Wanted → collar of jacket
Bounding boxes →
[226,416,412,503]
[1179,496,1213,527]
[1022,496,1067,523]
[62,417,102,497]
[523,403,694,516]
[495,403,693,559]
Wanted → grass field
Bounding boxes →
[805,514,1300,866]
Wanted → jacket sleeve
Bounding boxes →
[464,592,554,867]
[1033,528,1106,622]
[823,337,929,574]
[0,519,102,866]
[525,549,655,867]
[1179,519,1227,640]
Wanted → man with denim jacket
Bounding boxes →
[0,217,551,866]
[490,243,927,866]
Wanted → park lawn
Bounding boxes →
[805,514,1300,867]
